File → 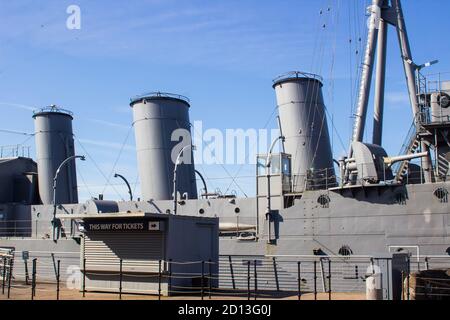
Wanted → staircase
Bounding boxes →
[437,153,450,178]
[394,124,420,183]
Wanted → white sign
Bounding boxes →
[148,221,160,231]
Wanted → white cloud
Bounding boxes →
[86,118,131,130]
[77,138,135,151]
[0,102,36,111]
[386,91,410,106]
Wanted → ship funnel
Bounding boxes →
[33,105,79,204]
[273,72,335,192]
[130,92,198,201]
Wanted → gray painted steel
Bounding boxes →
[273,73,335,192]
[0,157,37,205]
[373,15,388,146]
[352,0,383,144]
[130,93,197,201]
[33,108,78,205]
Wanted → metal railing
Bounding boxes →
[0,145,31,158]
[273,71,324,85]
[2,250,450,300]
[32,105,73,117]
[0,219,74,239]
[130,92,191,105]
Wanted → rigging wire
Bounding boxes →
[74,135,124,200]
[101,124,134,197]
[77,164,94,200]
[222,105,279,197]
[0,129,34,136]
[190,121,252,198]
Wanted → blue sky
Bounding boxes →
[1,0,450,201]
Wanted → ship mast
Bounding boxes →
[347,0,433,183]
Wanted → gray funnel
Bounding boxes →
[33,105,78,204]
[130,92,198,201]
[273,72,335,192]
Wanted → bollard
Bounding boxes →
[254,260,258,300]
[209,259,212,300]
[82,258,86,298]
[158,260,162,300]
[247,260,251,300]
[201,261,205,300]
[297,262,301,301]
[57,260,60,300]
[31,259,36,300]
[328,260,332,301]
[119,259,123,300]
[229,256,236,290]
[314,261,317,300]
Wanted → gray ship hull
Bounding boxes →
[2,180,449,258]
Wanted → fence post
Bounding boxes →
[297,262,301,300]
[57,260,60,300]
[2,257,6,295]
[407,260,410,301]
[51,253,57,280]
[7,257,13,299]
[254,260,258,300]
[201,261,205,300]
[314,261,317,301]
[247,260,251,301]
[272,257,280,292]
[401,271,404,300]
[168,259,172,297]
[328,260,331,301]
[82,258,86,298]
[24,259,29,285]
[208,259,212,300]
[31,258,36,300]
[119,259,123,300]
[158,260,162,300]
[228,256,236,290]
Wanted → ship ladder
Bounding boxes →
[395,138,421,183]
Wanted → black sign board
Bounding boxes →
[22,251,29,260]
[82,219,161,232]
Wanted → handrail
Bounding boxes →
[130,91,190,105]
[273,71,323,85]
[33,105,73,117]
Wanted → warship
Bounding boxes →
[1,0,449,283]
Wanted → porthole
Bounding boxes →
[434,188,449,203]
[234,207,240,214]
[199,208,205,215]
[339,245,353,256]
[317,194,330,208]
